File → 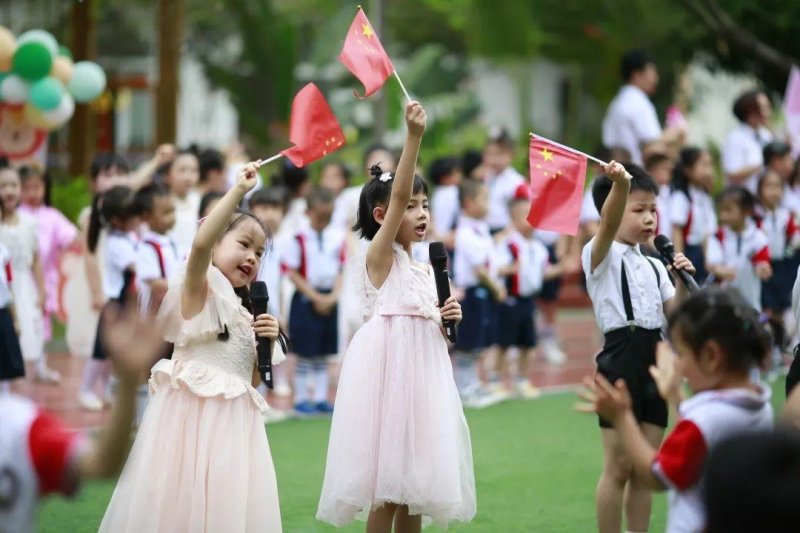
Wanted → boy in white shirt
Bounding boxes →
[482,128,525,233]
[429,157,462,252]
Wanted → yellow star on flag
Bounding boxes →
[362,22,374,39]
[541,147,554,162]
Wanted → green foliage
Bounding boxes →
[50,175,91,224]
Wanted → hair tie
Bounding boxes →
[379,172,393,183]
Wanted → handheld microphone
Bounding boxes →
[653,235,700,292]
[250,281,273,389]
[429,241,458,343]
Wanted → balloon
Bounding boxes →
[29,77,64,111]
[67,61,106,103]
[0,75,30,105]
[42,93,74,129]
[17,29,58,57]
[12,42,52,81]
[24,102,52,129]
[50,55,73,85]
[58,45,72,60]
[0,26,15,71]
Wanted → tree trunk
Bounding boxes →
[156,0,185,145]
[67,0,96,177]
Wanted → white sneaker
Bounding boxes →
[79,392,103,412]
[274,383,292,398]
[263,408,291,424]
[463,387,504,409]
[542,339,567,365]
[516,382,542,399]
[35,366,61,384]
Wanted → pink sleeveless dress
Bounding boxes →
[317,243,476,527]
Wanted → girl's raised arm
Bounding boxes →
[182,162,259,318]
[366,102,427,279]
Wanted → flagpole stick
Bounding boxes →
[529,132,607,167]
[393,69,412,103]
[256,153,283,169]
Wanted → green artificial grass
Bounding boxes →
[37,383,787,532]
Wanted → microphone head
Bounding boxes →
[250,280,269,300]
[653,234,674,255]
[429,241,448,268]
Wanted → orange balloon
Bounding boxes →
[0,26,15,71]
[50,55,73,85]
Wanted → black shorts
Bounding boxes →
[455,286,496,351]
[289,292,338,358]
[762,259,793,312]
[497,296,537,349]
[538,244,562,302]
[0,307,24,380]
[596,326,667,428]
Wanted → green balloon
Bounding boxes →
[30,77,64,111]
[58,45,73,60]
[12,42,53,81]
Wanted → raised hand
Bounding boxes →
[235,161,260,193]
[405,101,427,138]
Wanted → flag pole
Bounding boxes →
[393,69,412,103]
[256,153,283,169]
[530,132,606,167]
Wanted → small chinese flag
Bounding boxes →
[280,83,346,168]
[338,7,394,98]
[526,136,587,236]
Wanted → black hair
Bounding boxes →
[87,185,135,253]
[322,160,352,186]
[705,430,800,533]
[643,152,672,172]
[275,159,308,196]
[248,186,289,212]
[198,148,224,183]
[0,157,13,218]
[620,49,654,82]
[461,149,483,178]
[428,157,460,186]
[132,183,171,216]
[732,90,767,123]
[198,191,224,219]
[89,153,129,181]
[591,163,658,213]
[717,186,757,214]
[670,146,706,196]
[362,143,394,171]
[306,186,335,209]
[485,126,514,149]
[353,164,429,240]
[667,287,770,373]
[18,164,52,206]
[458,177,486,208]
[763,141,791,167]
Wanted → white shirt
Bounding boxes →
[0,243,12,307]
[602,84,661,165]
[136,230,182,315]
[652,386,773,533]
[453,215,495,288]
[282,225,346,290]
[278,198,309,240]
[485,166,525,231]
[582,238,675,333]
[705,222,770,311]
[657,185,672,238]
[167,189,201,259]
[580,183,601,225]
[756,206,798,260]
[431,184,460,236]
[498,230,549,297]
[331,185,362,233]
[103,231,138,300]
[669,186,718,246]
[721,124,773,192]
[783,184,800,217]
[256,233,291,318]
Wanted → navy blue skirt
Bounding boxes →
[762,259,793,312]
[0,307,25,380]
[289,292,338,358]
[683,243,708,285]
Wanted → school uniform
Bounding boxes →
[256,233,291,320]
[136,230,182,316]
[536,230,563,302]
[755,207,798,312]
[670,185,717,283]
[722,124,773,192]
[705,222,771,311]
[485,166,525,233]
[432,184,460,241]
[657,185,672,238]
[0,243,24,381]
[283,225,346,358]
[454,215,499,351]
[582,237,675,428]
[497,231,549,349]
[92,231,138,361]
[602,84,662,165]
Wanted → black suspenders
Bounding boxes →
[620,256,661,324]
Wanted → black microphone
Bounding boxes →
[429,241,458,343]
[653,235,700,292]
[250,281,273,389]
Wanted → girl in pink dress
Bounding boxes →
[18,165,79,344]
[317,102,476,531]
[100,162,285,532]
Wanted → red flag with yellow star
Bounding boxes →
[280,83,346,167]
[526,136,587,235]
[338,7,394,98]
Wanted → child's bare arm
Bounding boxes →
[286,269,322,302]
[590,162,631,272]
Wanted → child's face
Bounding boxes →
[671,329,714,393]
[213,217,266,288]
[396,191,430,245]
[649,161,674,188]
[251,204,285,234]
[687,151,714,191]
[307,201,334,230]
[772,153,795,180]
[145,195,176,235]
[320,164,347,195]
[617,190,657,244]
[483,142,513,176]
[94,166,130,193]
[204,170,227,193]
[759,172,783,210]
[718,198,745,230]
[168,154,199,197]
[510,200,533,237]
[0,168,20,214]
[20,175,46,207]
[440,169,463,187]
[463,186,489,220]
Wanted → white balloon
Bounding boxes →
[1,75,30,104]
[17,29,58,57]
[42,93,74,128]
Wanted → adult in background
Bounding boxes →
[722,89,774,192]
[602,50,683,165]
